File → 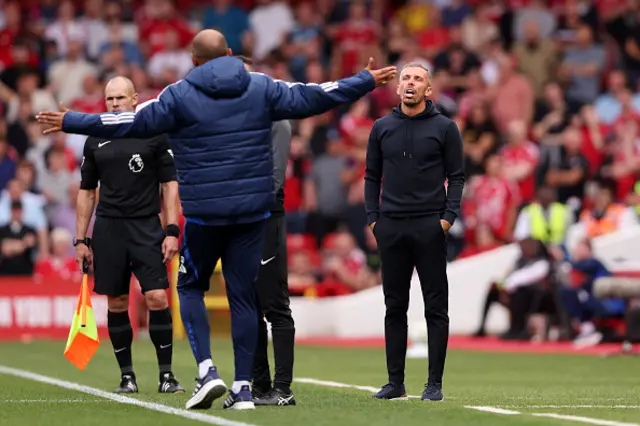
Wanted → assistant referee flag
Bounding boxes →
[63,261,99,370]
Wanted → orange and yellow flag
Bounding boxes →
[63,265,99,370]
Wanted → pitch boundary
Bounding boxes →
[0,365,255,426]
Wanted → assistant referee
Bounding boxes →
[364,63,465,402]
[75,76,184,394]
[237,56,297,406]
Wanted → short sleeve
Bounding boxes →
[155,135,177,183]
[80,138,99,190]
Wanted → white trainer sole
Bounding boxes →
[185,379,227,410]
[227,401,255,410]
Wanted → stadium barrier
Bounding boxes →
[0,275,140,341]
[3,228,637,342]
[288,226,640,338]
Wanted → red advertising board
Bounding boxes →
[0,276,138,341]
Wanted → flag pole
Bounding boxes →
[81,259,89,328]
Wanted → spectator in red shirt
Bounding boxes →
[339,99,374,147]
[138,0,194,59]
[287,250,319,296]
[333,0,379,77]
[0,2,24,69]
[34,227,79,282]
[319,231,376,296]
[501,119,540,202]
[465,154,521,243]
[69,74,105,114]
[417,7,450,60]
[284,134,311,233]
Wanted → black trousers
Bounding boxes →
[252,214,296,390]
[374,214,449,386]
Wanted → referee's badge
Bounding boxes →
[128,153,144,173]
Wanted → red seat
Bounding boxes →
[287,233,316,251]
[322,232,341,250]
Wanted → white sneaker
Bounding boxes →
[573,331,603,349]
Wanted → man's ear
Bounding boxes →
[425,85,433,97]
[192,55,199,67]
[131,92,139,108]
[227,48,233,56]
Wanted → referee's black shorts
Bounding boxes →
[92,215,169,297]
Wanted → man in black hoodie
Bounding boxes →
[365,62,465,402]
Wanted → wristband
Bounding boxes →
[166,224,180,238]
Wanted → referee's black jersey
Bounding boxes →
[80,135,177,218]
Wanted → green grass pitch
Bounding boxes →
[1,338,639,426]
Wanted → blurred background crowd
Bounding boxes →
[0,0,639,322]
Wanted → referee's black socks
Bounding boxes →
[149,308,173,374]
[107,310,134,377]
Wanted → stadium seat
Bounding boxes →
[322,232,341,250]
[286,233,316,251]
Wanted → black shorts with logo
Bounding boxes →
[92,215,169,296]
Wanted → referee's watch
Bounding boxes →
[73,237,91,247]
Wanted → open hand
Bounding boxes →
[364,57,397,87]
[36,102,69,135]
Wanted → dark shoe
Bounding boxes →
[254,387,296,406]
[473,328,486,337]
[115,374,138,394]
[158,372,185,393]
[500,330,530,341]
[372,383,408,400]
[251,386,272,402]
[421,382,443,401]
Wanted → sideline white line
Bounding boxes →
[0,366,254,426]
[294,377,422,399]
[511,406,640,409]
[465,406,521,415]
[0,399,104,403]
[532,413,639,426]
[0,399,109,404]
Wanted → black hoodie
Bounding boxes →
[364,100,465,226]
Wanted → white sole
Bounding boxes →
[227,401,255,410]
[390,396,409,401]
[185,379,227,410]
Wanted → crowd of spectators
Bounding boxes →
[0,0,639,300]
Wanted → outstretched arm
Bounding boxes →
[264,58,396,121]
[37,83,181,138]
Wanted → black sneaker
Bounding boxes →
[421,382,444,401]
[254,388,296,406]
[372,383,408,400]
[158,372,185,393]
[251,386,272,402]
[115,374,138,394]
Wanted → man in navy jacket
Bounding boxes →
[37,30,396,411]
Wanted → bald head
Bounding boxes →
[191,29,231,66]
[105,76,137,112]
